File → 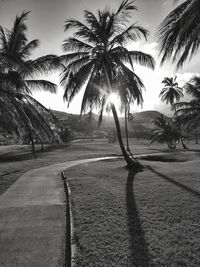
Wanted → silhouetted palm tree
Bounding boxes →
[60,0,155,168]
[0,12,60,156]
[159,76,183,111]
[175,75,200,143]
[160,76,187,148]
[157,0,200,68]
[150,115,182,149]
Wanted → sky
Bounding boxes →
[0,0,199,116]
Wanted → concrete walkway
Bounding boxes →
[0,157,115,267]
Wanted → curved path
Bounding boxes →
[0,157,116,267]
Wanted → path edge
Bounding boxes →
[62,171,76,267]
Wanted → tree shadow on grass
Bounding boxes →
[147,166,200,199]
[126,169,150,266]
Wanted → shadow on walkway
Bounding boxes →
[126,170,150,266]
[147,166,200,199]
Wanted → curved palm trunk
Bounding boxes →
[103,63,142,169]
[111,104,140,168]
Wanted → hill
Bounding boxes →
[51,109,164,125]
[133,110,164,122]
[51,109,165,139]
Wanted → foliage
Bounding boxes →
[59,127,74,142]
[61,0,154,115]
[157,0,200,68]
[150,115,183,149]
[159,76,183,109]
[175,75,200,129]
[0,12,60,147]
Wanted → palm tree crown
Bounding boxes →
[0,11,58,94]
[157,0,200,68]
[61,0,155,114]
[159,76,183,109]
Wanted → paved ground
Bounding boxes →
[0,157,114,267]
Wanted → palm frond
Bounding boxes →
[0,26,8,52]
[129,51,155,69]
[25,80,57,93]
[7,11,30,54]
[62,37,93,52]
[24,55,59,77]
[157,0,200,68]
[65,19,98,44]
[110,24,148,46]
[63,60,95,104]
[20,39,40,58]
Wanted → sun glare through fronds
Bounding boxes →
[108,93,120,106]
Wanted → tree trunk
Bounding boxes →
[181,137,187,149]
[40,141,44,152]
[167,140,171,149]
[195,127,198,144]
[103,62,142,170]
[29,131,36,158]
[174,105,187,149]
[125,104,130,152]
[111,104,141,169]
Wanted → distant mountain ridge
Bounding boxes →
[51,109,165,138]
[133,110,164,122]
[51,109,164,123]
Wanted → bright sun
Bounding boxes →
[108,93,120,106]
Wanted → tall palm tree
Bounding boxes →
[0,12,60,156]
[159,76,187,148]
[60,0,155,168]
[175,75,200,143]
[159,76,183,111]
[157,0,200,69]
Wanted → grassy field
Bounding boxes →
[0,138,166,196]
[66,151,200,266]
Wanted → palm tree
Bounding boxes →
[159,76,188,148]
[0,12,60,156]
[159,76,183,111]
[157,0,200,69]
[150,115,182,149]
[60,0,155,168]
[175,75,200,143]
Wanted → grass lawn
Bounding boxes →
[0,138,168,196]
[65,153,200,266]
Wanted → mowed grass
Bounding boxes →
[0,138,167,196]
[66,154,200,266]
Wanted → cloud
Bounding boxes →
[163,1,167,6]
